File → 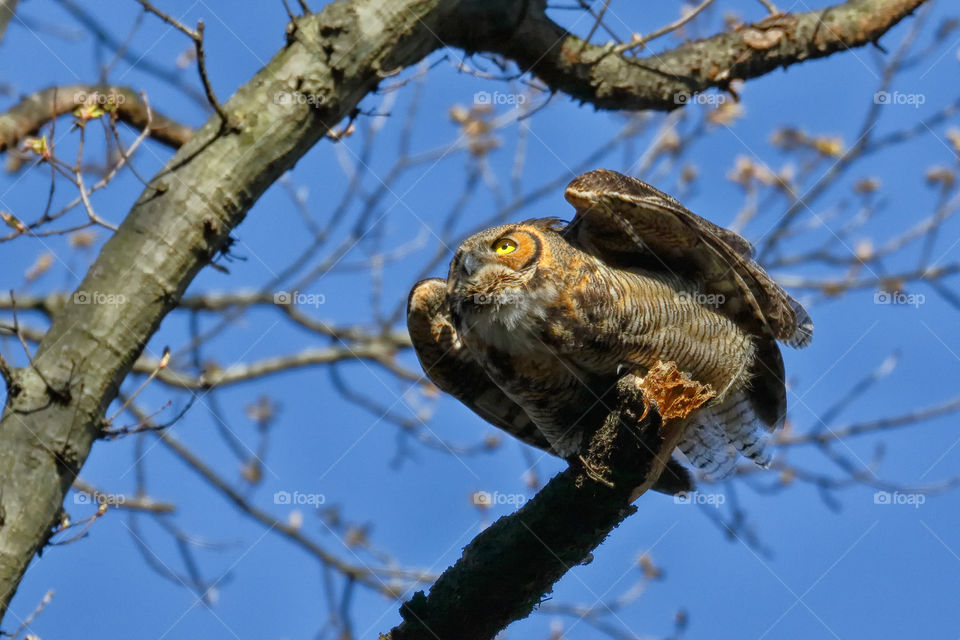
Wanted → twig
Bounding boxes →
[72,479,176,513]
[106,347,170,423]
[578,0,617,51]
[54,0,207,105]
[133,0,197,37]
[613,0,715,55]
[779,395,960,446]
[153,425,432,597]
[193,20,231,126]
[9,589,53,640]
[0,351,12,388]
[133,1,230,125]
[8,290,66,402]
[73,127,119,232]
[755,0,781,15]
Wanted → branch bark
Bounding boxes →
[444,0,926,111]
[0,85,193,152]
[382,371,695,640]
[0,0,448,620]
[0,0,923,626]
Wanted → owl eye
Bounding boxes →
[494,238,518,255]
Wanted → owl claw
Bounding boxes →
[616,363,640,377]
[638,394,654,423]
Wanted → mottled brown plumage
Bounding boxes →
[407,169,813,480]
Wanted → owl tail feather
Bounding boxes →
[677,391,772,480]
[785,297,814,349]
[650,458,695,495]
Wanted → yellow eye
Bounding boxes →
[494,238,518,255]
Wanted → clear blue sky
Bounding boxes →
[2,1,959,638]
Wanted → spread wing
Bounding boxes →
[406,278,694,494]
[564,169,813,349]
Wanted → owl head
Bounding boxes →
[446,219,565,322]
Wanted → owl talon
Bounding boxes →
[616,363,642,378]
[638,394,654,424]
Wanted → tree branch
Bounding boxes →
[0,84,192,152]
[153,425,432,598]
[0,0,447,621]
[71,479,175,513]
[140,343,416,389]
[382,369,700,640]
[444,0,926,110]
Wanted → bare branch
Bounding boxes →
[71,479,176,513]
[140,342,415,389]
[0,84,193,152]
[153,423,432,598]
[613,0,716,55]
[445,0,926,111]
[383,372,691,640]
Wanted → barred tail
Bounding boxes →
[785,297,814,348]
[677,391,772,480]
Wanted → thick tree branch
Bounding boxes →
[382,370,701,640]
[445,0,926,110]
[0,0,447,621]
[0,85,192,152]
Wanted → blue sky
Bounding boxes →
[1,1,959,639]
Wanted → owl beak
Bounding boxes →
[461,252,482,277]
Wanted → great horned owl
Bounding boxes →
[407,169,812,482]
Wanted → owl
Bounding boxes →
[407,169,812,487]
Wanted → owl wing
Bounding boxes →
[563,169,813,349]
[406,278,693,494]
[407,278,550,450]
